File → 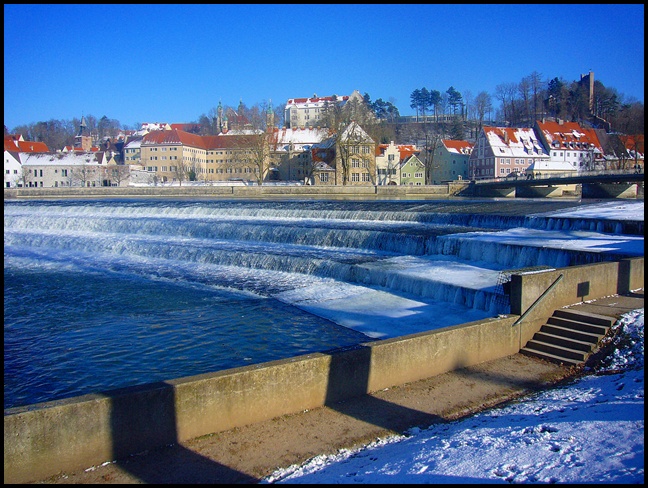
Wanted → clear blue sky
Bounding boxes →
[4,4,644,130]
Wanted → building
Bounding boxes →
[428,139,472,183]
[534,120,603,173]
[140,129,207,184]
[284,90,364,129]
[19,151,111,188]
[618,134,644,172]
[4,135,50,188]
[469,126,550,180]
[375,142,418,185]
[400,154,426,186]
[308,121,377,186]
[267,127,330,183]
[123,136,144,165]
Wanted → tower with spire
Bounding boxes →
[74,115,92,151]
[266,99,275,130]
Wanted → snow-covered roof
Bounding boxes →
[123,138,143,149]
[285,94,349,108]
[270,127,330,151]
[483,126,547,158]
[340,121,374,144]
[442,139,473,155]
[20,151,106,166]
[536,120,603,152]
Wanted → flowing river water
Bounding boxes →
[4,197,644,409]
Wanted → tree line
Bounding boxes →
[407,71,643,136]
[5,71,644,151]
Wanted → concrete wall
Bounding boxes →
[3,258,643,483]
[5,313,519,484]
[509,257,644,345]
[3,184,458,201]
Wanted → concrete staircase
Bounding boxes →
[521,309,616,366]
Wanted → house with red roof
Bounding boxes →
[425,139,473,184]
[469,126,551,180]
[4,135,50,188]
[375,142,420,185]
[283,90,365,129]
[534,119,604,172]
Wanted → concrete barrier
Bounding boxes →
[5,184,454,200]
[4,258,644,483]
[509,257,644,346]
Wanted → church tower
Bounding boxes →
[74,115,92,151]
[266,99,275,130]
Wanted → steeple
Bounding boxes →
[266,99,274,129]
[74,114,92,151]
[77,115,87,137]
[217,101,224,133]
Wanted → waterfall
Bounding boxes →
[4,199,643,317]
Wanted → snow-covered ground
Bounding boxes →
[264,307,644,484]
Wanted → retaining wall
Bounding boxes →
[4,184,456,200]
[4,257,644,483]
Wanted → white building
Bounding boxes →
[534,120,603,173]
[284,90,364,129]
[19,151,117,188]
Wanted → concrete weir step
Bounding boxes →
[521,308,615,366]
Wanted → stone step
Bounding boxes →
[540,323,603,344]
[546,316,609,336]
[533,331,595,352]
[524,339,588,362]
[552,309,616,328]
[520,346,582,366]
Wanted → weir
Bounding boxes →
[3,198,644,482]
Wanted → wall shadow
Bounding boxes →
[105,381,257,484]
[323,344,442,435]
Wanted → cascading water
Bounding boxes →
[4,198,643,409]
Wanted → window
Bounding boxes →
[415,172,423,178]
[362,173,370,182]
[351,173,360,182]
[319,173,329,183]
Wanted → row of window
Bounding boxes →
[350,173,372,182]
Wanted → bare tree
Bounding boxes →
[495,82,518,125]
[106,164,130,187]
[474,91,493,132]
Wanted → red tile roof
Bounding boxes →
[4,139,50,152]
[536,120,602,151]
[442,140,473,153]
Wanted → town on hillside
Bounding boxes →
[4,85,645,190]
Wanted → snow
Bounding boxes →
[535,200,644,220]
[263,308,644,484]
